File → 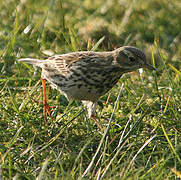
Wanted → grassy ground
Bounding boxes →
[0,0,181,179]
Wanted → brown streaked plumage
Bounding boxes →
[18,46,155,118]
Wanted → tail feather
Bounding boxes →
[18,58,44,67]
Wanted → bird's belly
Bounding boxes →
[45,76,100,101]
[49,77,120,102]
[44,68,122,102]
[62,86,100,101]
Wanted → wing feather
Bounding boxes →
[48,51,114,75]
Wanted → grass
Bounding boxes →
[0,0,181,179]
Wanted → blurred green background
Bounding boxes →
[1,0,181,67]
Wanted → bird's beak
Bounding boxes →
[144,63,156,70]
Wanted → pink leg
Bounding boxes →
[42,78,54,118]
[91,114,102,131]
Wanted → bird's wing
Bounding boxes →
[50,51,114,74]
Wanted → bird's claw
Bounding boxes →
[43,101,55,119]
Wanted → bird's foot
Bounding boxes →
[32,98,55,119]
[43,100,55,119]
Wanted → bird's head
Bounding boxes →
[115,46,156,72]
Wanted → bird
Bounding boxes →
[18,46,155,119]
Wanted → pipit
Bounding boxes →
[18,46,155,119]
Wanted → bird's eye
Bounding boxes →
[129,57,136,62]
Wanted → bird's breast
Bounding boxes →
[43,65,122,101]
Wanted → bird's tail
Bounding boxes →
[18,58,44,67]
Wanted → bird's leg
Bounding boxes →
[91,114,103,131]
[82,101,102,131]
[42,78,54,118]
